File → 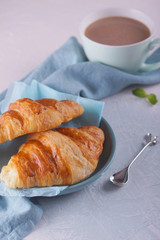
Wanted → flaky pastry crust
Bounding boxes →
[0,98,84,144]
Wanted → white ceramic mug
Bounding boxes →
[80,8,160,73]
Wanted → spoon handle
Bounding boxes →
[128,141,152,169]
[128,134,158,169]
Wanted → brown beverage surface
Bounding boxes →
[85,17,151,46]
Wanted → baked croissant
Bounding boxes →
[0,126,104,188]
[0,98,84,144]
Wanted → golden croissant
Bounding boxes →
[0,98,84,144]
[0,126,105,188]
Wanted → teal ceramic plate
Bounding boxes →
[0,117,116,197]
[59,117,116,195]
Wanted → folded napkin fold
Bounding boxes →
[0,197,43,240]
[1,36,160,240]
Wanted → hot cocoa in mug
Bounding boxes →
[80,8,160,73]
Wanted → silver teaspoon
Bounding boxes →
[110,133,158,186]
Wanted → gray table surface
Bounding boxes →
[24,83,160,240]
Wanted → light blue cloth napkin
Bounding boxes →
[0,80,103,240]
[0,36,160,240]
[1,36,160,102]
[0,197,43,240]
[1,37,160,102]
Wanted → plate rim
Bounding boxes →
[0,117,116,197]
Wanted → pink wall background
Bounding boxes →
[0,0,160,91]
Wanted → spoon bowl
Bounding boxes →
[110,167,129,186]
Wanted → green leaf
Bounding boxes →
[132,88,148,98]
[147,94,158,105]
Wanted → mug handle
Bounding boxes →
[139,38,160,72]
